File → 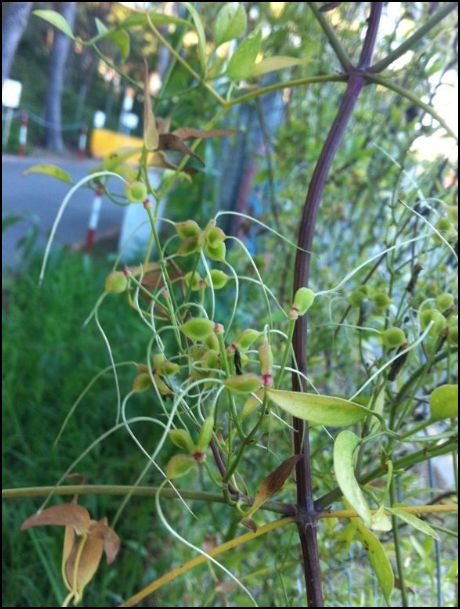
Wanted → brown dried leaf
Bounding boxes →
[158,133,204,165]
[62,525,75,592]
[89,518,121,565]
[172,127,235,141]
[20,504,91,534]
[248,455,301,517]
[65,532,104,601]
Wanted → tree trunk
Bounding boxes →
[2,2,33,86]
[44,2,77,152]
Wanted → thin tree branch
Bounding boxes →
[307,2,353,73]
[365,73,458,141]
[370,2,458,73]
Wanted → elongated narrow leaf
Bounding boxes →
[430,384,458,421]
[33,9,75,39]
[215,3,247,47]
[248,455,301,517]
[172,127,235,141]
[116,12,191,33]
[387,507,439,539]
[143,63,159,151]
[95,17,109,36]
[181,2,207,75]
[251,56,306,77]
[266,389,368,427]
[227,30,262,81]
[352,517,394,604]
[24,164,73,184]
[334,431,373,527]
[107,29,130,62]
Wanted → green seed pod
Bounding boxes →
[201,349,220,370]
[419,308,447,336]
[372,291,392,309]
[292,287,316,317]
[154,376,173,395]
[153,354,180,376]
[436,292,454,312]
[152,353,166,369]
[447,324,458,348]
[190,345,206,361]
[132,373,151,393]
[205,225,226,247]
[169,429,195,453]
[434,218,457,244]
[205,333,219,350]
[175,220,201,240]
[125,180,147,203]
[181,318,215,341]
[430,384,458,421]
[196,416,214,451]
[206,269,230,290]
[234,329,260,351]
[205,241,226,262]
[259,341,273,378]
[163,361,180,376]
[348,288,367,308]
[381,327,407,349]
[177,236,200,257]
[184,271,202,291]
[224,373,262,394]
[105,271,128,294]
[166,455,196,479]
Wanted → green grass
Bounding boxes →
[2,251,173,607]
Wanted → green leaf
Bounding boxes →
[386,507,439,539]
[215,3,247,47]
[33,9,75,39]
[227,29,262,81]
[266,389,368,427]
[143,62,159,151]
[430,384,458,421]
[352,518,394,604]
[23,164,73,184]
[250,56,306,77]
[333,431,373,528]
[166,455,197,479]
[117,11,191,31]
[181,2,207,76]
[95,17,108,36]
[107,29,130,62]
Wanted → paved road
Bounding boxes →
[2,155,126,270]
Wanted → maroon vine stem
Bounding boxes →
[292,4,382,606]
